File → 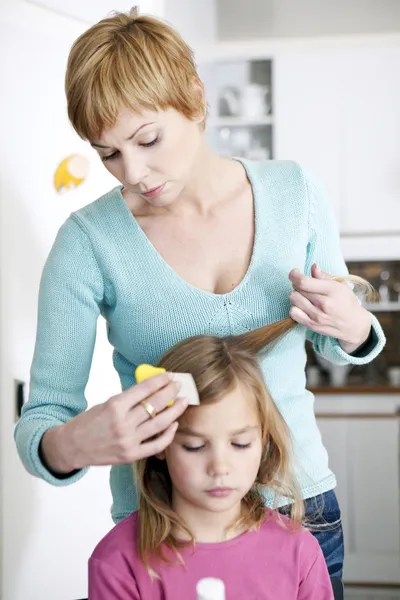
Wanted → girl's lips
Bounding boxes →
[141,183,166,199]
[206,487,233,498]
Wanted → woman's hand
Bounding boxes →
[288,264,372,354]
[41,373,187,474]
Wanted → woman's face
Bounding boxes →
[91,107,204,207]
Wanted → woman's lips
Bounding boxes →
[141,183,166,199]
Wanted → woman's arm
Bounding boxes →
[14,216,103,484]
[300,169,385,366]
[14,215,187,485]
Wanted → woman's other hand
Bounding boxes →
[288,264,371,354]
[40,373,187,474]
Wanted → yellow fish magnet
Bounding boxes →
[135,364,200,406]
[54,154,89,193]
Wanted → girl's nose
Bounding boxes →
[207,451,230,478]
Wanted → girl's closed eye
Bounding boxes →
[182,444,205,453]
[232,442,251,449]
[182,442,252,452]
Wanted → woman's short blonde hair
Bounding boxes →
[65,7,203,140]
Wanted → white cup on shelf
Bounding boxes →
[388,366,400,387]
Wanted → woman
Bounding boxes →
[14,8,385,580]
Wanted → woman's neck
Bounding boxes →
[161,145,246,218]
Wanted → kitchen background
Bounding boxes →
[1,1,400,599]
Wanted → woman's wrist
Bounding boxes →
[40,424,83,475]
[339,309,372,355]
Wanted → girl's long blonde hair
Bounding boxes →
[135,275,375,571]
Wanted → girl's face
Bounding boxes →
[91,107,204,208]
[163,383,263,520]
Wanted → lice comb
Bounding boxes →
[135,364,200,406]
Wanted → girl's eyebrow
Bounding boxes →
[177,425,258,437]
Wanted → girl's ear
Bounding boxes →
[155,451,166,460]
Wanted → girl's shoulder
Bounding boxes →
[260,509,322,556]
[90,511,140,567]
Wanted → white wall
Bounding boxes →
[0,0,216,596]
[166,0,217,46]
[23,0,166,24]
[0,1,188,599]
[0,5,120,600]
[216,0,400,40]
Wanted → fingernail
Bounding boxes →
[168,372,174,381]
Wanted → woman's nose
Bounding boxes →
[123,158,149,187]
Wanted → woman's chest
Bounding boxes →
[136,197,254,296]
[106,260,298,371]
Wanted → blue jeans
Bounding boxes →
[280,489,344,578]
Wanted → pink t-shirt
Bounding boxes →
[89,510,334,599]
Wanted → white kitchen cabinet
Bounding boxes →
[273,42,400,237]
[315,394,400,584]
[340,46,400,235]
[199,35,400,257]
[273,49,346,224]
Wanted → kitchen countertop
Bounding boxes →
[309,385,400,394]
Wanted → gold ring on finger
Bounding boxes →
[141,399,157,419]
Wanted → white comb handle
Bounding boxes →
[196,578,226,600]
[172,373,200,405]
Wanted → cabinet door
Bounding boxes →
[340,46,400,235]
[317,416,400,583]
[274,43,400,237]
[274,50,346,224]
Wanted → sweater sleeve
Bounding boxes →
[14,215,104,485]
[302,168,385,366]
[89,558,141,600]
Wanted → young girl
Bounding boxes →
[89,314,342,599]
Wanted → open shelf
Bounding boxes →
[208,115,273,128]
[364,302,400,312]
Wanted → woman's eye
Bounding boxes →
[101,151,119,162]
[182,445,204,453]
[232,443,251,449]
[140,136,160,148]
